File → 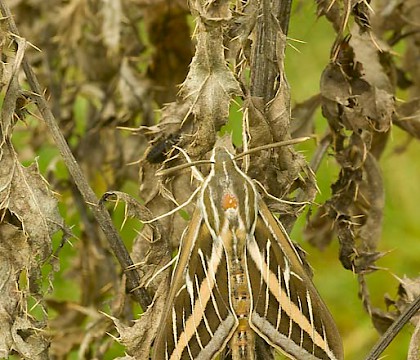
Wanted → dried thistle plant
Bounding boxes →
[0,0,419,359]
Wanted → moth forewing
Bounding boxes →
[152,198,237,360]
[152,146,343,360]
[246,200,344,360]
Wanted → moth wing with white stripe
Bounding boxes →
[247,200,344,360]
[153,209,237,360]
[152,146,344,360]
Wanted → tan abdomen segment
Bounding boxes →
[229,256,255,360]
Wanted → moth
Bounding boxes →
[152,146,344,360]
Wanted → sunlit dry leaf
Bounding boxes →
[0,139,63,358]
[11,317,49,360]
[408,319,420,360]
[0,223,30,358]
[55,0,89,49]
[0,142,62,261]
[180,0,241,156]
[1,36,26,143]
[394,276,420,323]
[102,0,121,53]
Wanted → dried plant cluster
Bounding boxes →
[0,0,419,359]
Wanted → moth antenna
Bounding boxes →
[174,145,206,182]
[234,136,311,160]
[156,145,211,180]
[142,254,179,290]
[141,186,201,224]
[156,160,213,178]
[254,179,310,206]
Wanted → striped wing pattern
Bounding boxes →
[153,213,237,360]
[247,201,343,360]
[152,147,343,360]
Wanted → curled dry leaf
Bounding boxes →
[101,190,162,244]
[306,149,385,272]
[310,19,396,272]
[0,223,31,358]
[371,276,420,338]
[1,36,26,142]
[11,317,50,360]
[394,98,420,139]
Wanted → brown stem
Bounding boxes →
[250,0,293,102]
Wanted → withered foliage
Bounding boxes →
[0,0,420,359]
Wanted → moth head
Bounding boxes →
[211,146,235,163]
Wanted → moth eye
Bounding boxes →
[221,193,238,210]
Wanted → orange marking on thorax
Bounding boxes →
[222,193,238,210]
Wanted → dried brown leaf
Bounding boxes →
[304,206,335,250]
[101,190,162,243]
[306,150,384,271]
[102,190,172,295]
[0,223,50,359]
[0,139,63,358]
[357,152,384,250]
